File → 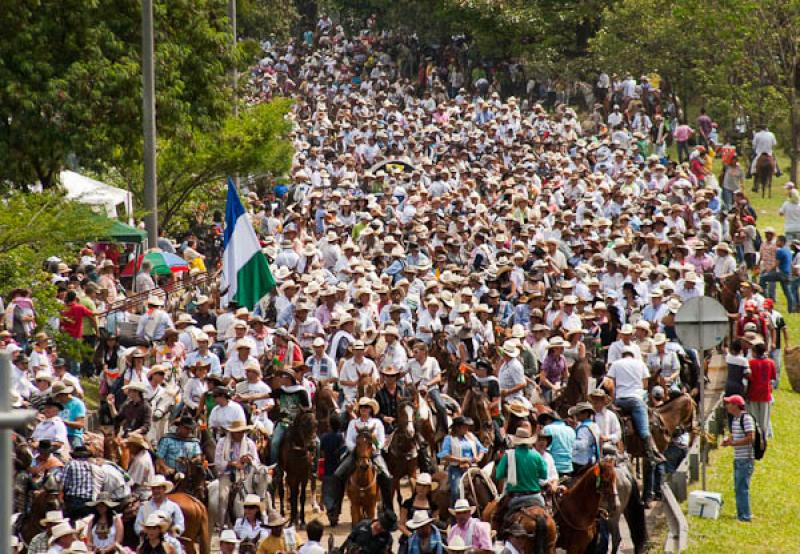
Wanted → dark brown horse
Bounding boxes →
[385,399,418,509]
[315,385,339,435]
[623,392,696,458]
[462,387,496,465]
[278,408,317,528]
[753,153,774,198]
[553,459,618,554]
[552,357,591,418]
[172,455,208,504]
[347,428,379,528]
[19,474,61,543]
[431,331,469,403]
[506,506,558,554]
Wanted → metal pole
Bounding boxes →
[228,0,240,189]
[0,352,11,553]
[698,300,706,491]
[142,0,158,247]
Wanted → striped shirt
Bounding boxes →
[733,412,755,460]
[63,459,94,499]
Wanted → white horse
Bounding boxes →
[146,384,179,447]
[208,463,274,529]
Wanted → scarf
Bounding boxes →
[507,449,517,486]
[221,437,257,473]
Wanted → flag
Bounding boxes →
[222,177,276,309]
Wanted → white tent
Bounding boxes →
[60,170,134,220]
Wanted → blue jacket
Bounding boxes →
[408,524,443,554]
[545,420,576,474]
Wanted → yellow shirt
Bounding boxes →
[257,534,286,554]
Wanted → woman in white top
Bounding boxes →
[779,187,800,242]
[234,494,268,543]
[86,493,124,554]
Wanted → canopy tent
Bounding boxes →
[89,216,147,244]
[61,170,134,220]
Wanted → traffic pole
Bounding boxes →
[228,0,240,189]
[142,0,158,247]
[0,352,38,551]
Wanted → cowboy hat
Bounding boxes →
[507,400,530,419]
[500,342,520,358]
[510,324,527,339]
[225,420,253,433]
[448,498,476,516]
[124,432,151,450]
[547,336,567,349]
[144,474,175,493]
[36,439,59,455]
[568,401,596,417]
[265,511,288,527]
[40,510,66,526]
[357,397,379,414]
[71,445,92,459]
[406,510,434,529]
[242,493,263,508]
[62,541,89,553]
[86,491,120,508]
[147,364,167,378]
[444,536,470,552]
[415,472,438,491]
[48,522,77,544]
[51,381,74,396]
[143,513,168,530]
[511,427,536,446]
[589,388,610,401]
[123,381,147,394]
[380,366,404,377]
[536,407,560,424]
[146,295,165,307]
[219,529,241,544]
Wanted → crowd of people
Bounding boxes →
[4,13,787,554]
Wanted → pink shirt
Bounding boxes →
[447,518,492,550]
[673,125,693,142]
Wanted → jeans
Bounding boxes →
[427,388,449,432]
[770,348,782,389]
[759,269,795,311]
[721,188,735,210]
[644,459,665,501]
[615,396,650,440]
[270,422,287,465]
[447,465,464,506]
[677,141,690,163]
[734,458,754,521]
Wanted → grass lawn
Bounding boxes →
[684,151,800,552]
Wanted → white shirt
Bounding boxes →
[339,357,378,401]
[208,401,247,432]
[32,417,69,447]
[235,380,273,409]
[344,416,386,451]
[224,355,258,381]
[498,358,526,404]
[594,408,622,443]
[607,340,642,363]
[406,356,441,389]
[607,357,649,399]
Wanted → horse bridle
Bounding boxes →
[553,466,615,531]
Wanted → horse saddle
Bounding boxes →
[507,494,544,516]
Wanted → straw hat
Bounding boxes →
[144,474,175,493]
[547,336,567,349]
[243,493,263,508]
[510,324,527,339]
[357,397,379,414]
[63,541,89,554]
[415,472,438,490]
[143,513,168,530]
[40,510,66,526]
[653,333,668,346]
[265,511,288,527]
[444,536,470,552]
[220,529,241,544]
[146,295,164,306]
[147,364,167,378]
[48,522,77,544]
[568,402,596,417]
[500,342,520,358]
[507,400,530,419]
[225,420,253,433]
[406,510,434,529]
[86,491,119,508]
[448,498,476,516]
[511,427,536,446]
[124,433,152,451]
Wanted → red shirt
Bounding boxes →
[60,302,94,339]
[747,356,776,402]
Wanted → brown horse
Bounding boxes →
[553,459,618,554]
[278,408,317,528]
[461,387,496,465]
[347,429,379,528]
[172,456,208,504]
[167,492,211,554]
[753,152,774,198]
[19,474,61,543]
[430,331,469,404]
[357,374,378,399]
[623,392,696,458]
[552,357,591,418]
[315,385,339,435]
[506,506,559,554]
[385,399,418,509]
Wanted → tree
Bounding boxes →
[0,0,235,189]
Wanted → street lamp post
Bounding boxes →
[142,0,158,247]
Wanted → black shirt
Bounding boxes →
[376,384,407,434]
[320,431,345,476]
[346,520,393,554]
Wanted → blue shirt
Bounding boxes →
[156,435,202,471]
[408,524,443,554]
[777,246,792,274]
[545,421,576,474]
[60,397,86,440]
[437,434,487,466]
[184,351,222,375]
[572,420,601,466]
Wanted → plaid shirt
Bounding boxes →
[62,458,94,499]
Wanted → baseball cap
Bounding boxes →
[723,394,746,408]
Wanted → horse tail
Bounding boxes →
[624,474,648,553]
[533,513,548,554]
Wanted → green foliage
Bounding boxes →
[238,0,301,41]
[0,0,235,189]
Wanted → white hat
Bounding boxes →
[40,510,66,526]
[444,536,470,551]
[501,342,520,358]
[219,529,241,544]
[448,498,476,516]
[143,513,167,529]
[144,474,175,493]
[146,295,164,306]
[406,510,434,530]
[63,541,89,554]
[547,336,567,349]
[48,522,77,544]
[619,324,634,334]
[123,381,147,393]
[243,493,263,508]
[312,336,326,347]
[511,324,527,339]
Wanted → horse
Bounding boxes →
[356,374,377,399]
[753,152,774,198]
[461,387,496,465]
[607,458,648,554]
[315,384,339,435]
[622,393,696,462]
[430,331,468,404]
[385,399,418,508]
[101,427,129,469]
[120,495,142,551]
[459,466,499,524]
[407,386,439,472]
[277,408,317,529]
[506,506,558,554]
[347,428,379,528]
[17,473,61,543]
[147,384,179,447]
[173,455,208,504]
[208,463,273,529]
[166,492,211,554]
[552,357,591,419]
[553,458,618,554]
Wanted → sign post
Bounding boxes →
[674,296,729,491]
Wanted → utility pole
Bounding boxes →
[228,0,240,189]
[0,352,37,553]
[142,0,158,247]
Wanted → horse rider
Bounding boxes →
[464,359,504,447]
[589,389,623,452]
[375,366,408,435]
[267,367,313,466]
[155,415,202,478]
[125,433,155,497]
[492,427,549,533]
[136,294,174,342]
[207,386,247,439]
[537,409,576,477]
[134,475,185,537]
[108,380,152,438]
[335,397,395,510]
[406,341,449,436]
[446,499,494,554]
[750,123,778,177]
[603,346,664,463]
[27,510,67,554]
[438,415,487,506]
[31,396,69,459]
[214,419,261,528]
[145,365,175,446]
[570,402,602,474]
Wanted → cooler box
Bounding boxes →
[688,490,723,519]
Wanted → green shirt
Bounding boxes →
[495,446,548,494]
[79,295,96,337]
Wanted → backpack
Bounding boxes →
[753,228,763,252]
[740,413,767,460]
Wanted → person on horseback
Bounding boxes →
[589,389,622,451]
[492,427,549,532]
[31,397,69,458]
[208,386,247,438]
[108,381,152,438]
[569,402,602,474]
[438,416,487,506]
[269,367,313,465]
[155,415,201,477]
[749,124,778,177]
[464,359,503,447]
[125,433,155,497]
[446,499,493,554]
[215,419,261,529]
[335,397,394,510]
[407,342,448,435]
[375,366,408,435]
[537,410,575,477]
[134,475,185,537]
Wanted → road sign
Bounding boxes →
[674,296,729,351]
